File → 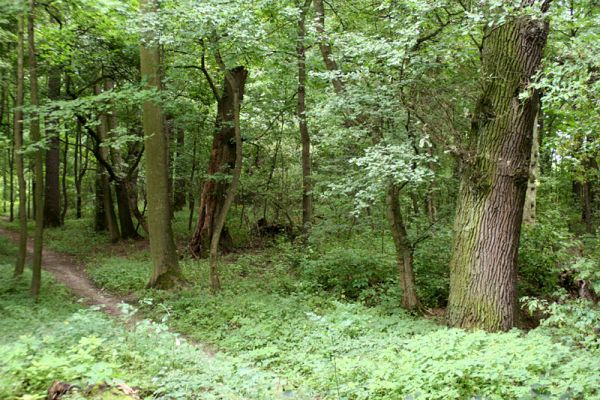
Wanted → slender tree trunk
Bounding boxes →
[189,67,248,258]
[313,0,344,95]
[14,13,27,276]
[140,0,182,289]
[386,185,419,311]
[74,121,87,219]
[9,140,14,222]
[523,108,541,225]
[29,0,45,299]
[61,128,68,223]
[96,85,120,242]
[448,6,550,331]
[187,132,199,231]
[172,126,187,211]
[43,68,61,227]
[297,0,313,238]
[94,171,107,231]
[582,180,593,233]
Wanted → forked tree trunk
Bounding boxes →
[13,13,27,276]
[140,0,182,289]
[189,66,248,258]
[208,65,245,292]
[29,0,45,300]
[43,68,61,227]
[448,5,550,331]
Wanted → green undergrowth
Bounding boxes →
[83,240,600,399]
[0,259,314,399]
[2,221,600,399]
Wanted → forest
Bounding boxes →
[0,0,599,398]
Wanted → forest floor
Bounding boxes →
[2,216,600,399]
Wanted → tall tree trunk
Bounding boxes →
[313,0,344,95]
[43,67,61,227]
[523,107,541,225]
[172,126,187,211]
[29,0,45,299]
[74,121,87,219]
[187,132,199,231]
[582,180,593,233]
[297,0,313,238]
[386,185,420,311]
[96,85,120,242]
[189,66,248,258]
[94,170,107,231]
[14,13,27,276]
[448,5,550,332]
[61,127,68,223]
[140,0,182,289]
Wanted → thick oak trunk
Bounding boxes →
[140,0,182,289]
[189,66,247,258]
[448,8,550,331]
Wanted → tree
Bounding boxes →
[189,63,248,258]
[447,1,551,331]
[13,9,27,277]
[297,0,313,238]
[43,67,62,228]
[140,0,182,289]
[28,0,45,299]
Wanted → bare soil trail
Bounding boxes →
[0,224,124,316]
[0,222,219,355]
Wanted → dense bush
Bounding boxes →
[299,248,395,299]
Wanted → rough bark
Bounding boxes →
[43,68,62,227]
[189,66,248,258]
[297,0,313,238]
[13,14,27,276]
[208,65,245,291]
[140,0,182,289]
[448,7,550,332]
[386,185,420,311]
[29,0,45,299]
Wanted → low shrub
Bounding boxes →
[300,248,395,299]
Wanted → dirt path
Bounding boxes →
[1,225,126,317]
[0,224,219,355]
